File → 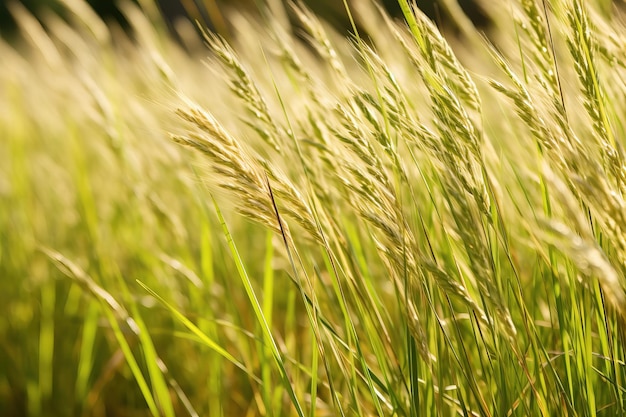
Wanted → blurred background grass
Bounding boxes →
[0,0,492,40]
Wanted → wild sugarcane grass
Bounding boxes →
[2,0,626,415]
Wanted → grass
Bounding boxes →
[2,0,626,415]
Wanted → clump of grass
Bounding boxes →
[2,0,626,416]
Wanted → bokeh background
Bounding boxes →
[0,0,492,40]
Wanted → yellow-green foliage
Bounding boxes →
[2,0,626,416]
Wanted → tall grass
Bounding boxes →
[2,0,626,415]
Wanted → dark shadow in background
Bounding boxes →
[0,0,492,42]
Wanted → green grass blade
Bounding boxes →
[212,197,306,417]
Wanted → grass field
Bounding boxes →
[2,0,626,415]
